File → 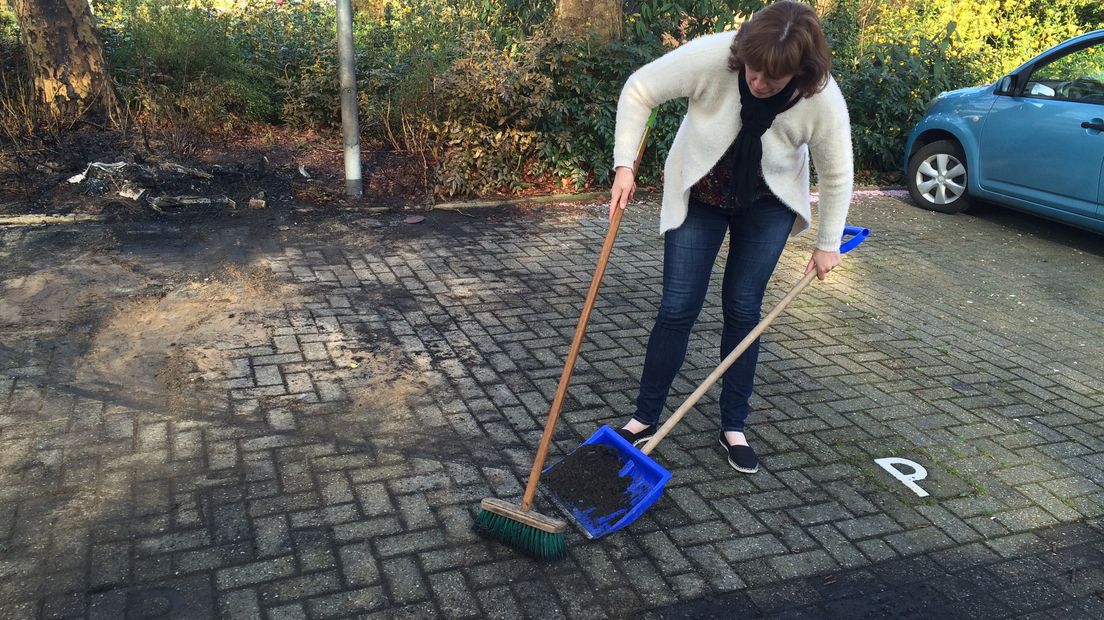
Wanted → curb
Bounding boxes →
[0,188,909,225]
[0,214,108,226]
[428,191,610,212]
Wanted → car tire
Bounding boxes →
[906,139,973,214]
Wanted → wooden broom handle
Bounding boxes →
[520,206,624,509]
[640,269,818,455]
[520,119,654,510]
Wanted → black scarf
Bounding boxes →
[728,69,798,211]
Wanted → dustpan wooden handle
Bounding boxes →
[640,269,818,455]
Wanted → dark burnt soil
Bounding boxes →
[0,125,597,218]
[0,126,433,217]
[543,443,633,519]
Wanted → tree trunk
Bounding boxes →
[555,0,622,43]
[10,0,117,119]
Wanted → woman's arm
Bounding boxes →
[806,78,854,255]
[612,33,733,172]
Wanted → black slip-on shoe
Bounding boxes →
[615,425,657,447]
[719,433,759,474]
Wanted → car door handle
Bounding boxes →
[1082,121,1104,131]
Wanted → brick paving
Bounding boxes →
[1,195,1102,619]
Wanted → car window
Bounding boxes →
[1023,41,1104,104]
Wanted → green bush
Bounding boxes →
[99,0,275,133]
[625,0,764,42]
[228,0,339,127]
[5,0,1104,187]
[0,8,31,147]
[0,8,21,78]
[826,0,1102,172]
[421,28,683,197]
[422,30,553,196]
[466,0,555,44]
[353,6,461,142]
[839,25,967,171]
[433,121,541,196]
[535,32,682,189]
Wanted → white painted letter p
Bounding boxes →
[874,457,930,498]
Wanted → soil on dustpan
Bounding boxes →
[543,444,633,518]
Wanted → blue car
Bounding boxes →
[904,30,1104,233]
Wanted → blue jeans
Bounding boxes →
[632,196,796,432]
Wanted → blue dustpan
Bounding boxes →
[541,425,671,539]
[542,226,870,539]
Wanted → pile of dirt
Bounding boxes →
[543,443,633,520]
[75,264,298,415]
[0,254,301,415]
[322,331,426,417]
[0,257,148,325]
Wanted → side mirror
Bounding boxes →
[997,74,1019,96]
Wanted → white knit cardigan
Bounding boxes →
[613,31,854,252]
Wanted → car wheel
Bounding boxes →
[907,140,973,214]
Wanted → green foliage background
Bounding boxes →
[2,0,1102,196]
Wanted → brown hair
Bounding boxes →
[729,1,832,98]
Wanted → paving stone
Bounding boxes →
[4,198,1104,619]
[475,586,523,620]
[666,520,737,548]
[836,513,903,540]
[637,532,692,576]
[1017,483,1085,522]
[570,546,623,590]
[339,542,380,587]
[928,542,1001,572]
[89,542,131,587]
[716,533,788,562]
[268,603,309,620]
[172,543,250,575]
[289,528,337,573]
[768,549,839,580]
[807,524,868,569]
[884,526,956,556]
[993,507,1062,533]
[381,556,429,605]
[260,571,342,605]
[746,580,823,614]
[685,545,746,592]
[787,501,854,526]
[428,570,481,618]
[216,556,296,590]
[306,586,389,618]
[396,493,438,530]
[915,504,983,544]
[856,538,899,563]
[136,530,212,556]
[218,589,261,619]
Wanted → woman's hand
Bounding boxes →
[609,166,636,220]
[805,248,840,281]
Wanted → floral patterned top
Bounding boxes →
[689,143,774,209]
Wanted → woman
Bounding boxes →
[610,0,853,473]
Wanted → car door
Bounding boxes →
[978,38,1104,218]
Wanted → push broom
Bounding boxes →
[473,111,658,560]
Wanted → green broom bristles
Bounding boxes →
[472,509,566,561]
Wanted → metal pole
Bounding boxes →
[336,0,362,197]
